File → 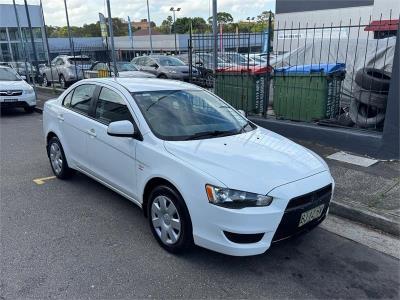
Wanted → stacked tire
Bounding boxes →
[349,68,391,128]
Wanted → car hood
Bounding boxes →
[0,80,30,90]
[119,71,156,78]
[164,127,328,194]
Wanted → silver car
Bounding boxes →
[41,55,93,88]
[84,61,156,79]
[131,55,198,81]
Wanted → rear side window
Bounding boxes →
[70,84,96,115]
[94,87,132,124]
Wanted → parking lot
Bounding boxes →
[0,109,398,299]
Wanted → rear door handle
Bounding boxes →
[57,114,64,121]
[86,128,96,137]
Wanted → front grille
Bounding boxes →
[286,184,332,210]
[272,184,332,242]
[0,90,23,96]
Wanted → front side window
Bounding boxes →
[132,90,253,141]
[69,84,96,115]
[155,56,185,67]
[62,90,73,108]
[95,87,132,124]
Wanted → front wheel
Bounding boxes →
[42,74,50,87]
[148,185,193,254]
[158,74,168,79]
[48,137,75,179]
[59,75,67,89]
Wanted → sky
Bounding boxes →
[1,0,275,27]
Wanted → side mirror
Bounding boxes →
[20,75,27,80]
[107,120,135,137]
[150,63,159,69]
[238,109,246,117]
[195,61,203,66]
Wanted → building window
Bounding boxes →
[8,28,20,41]
[0,29,7,41]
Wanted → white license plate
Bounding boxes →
[4,99,18,102]
[298,204,325,227]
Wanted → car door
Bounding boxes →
[85,85,139,199]
[59,84,97,171]
[141,57,158,75]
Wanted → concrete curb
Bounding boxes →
[330,201,400,237]
[35,85,64,94]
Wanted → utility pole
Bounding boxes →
[13,0,30,84]
[212,0,217,71]
[170,7,181,54]
[24,0,39,86]
[106,0,118,77]
[146,0,153,54]
[63,0,78,79]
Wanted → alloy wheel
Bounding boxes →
[49,142,63,175]
[151,195,181,245]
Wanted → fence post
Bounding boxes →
[188,27,193,83]
[263,11,273,117]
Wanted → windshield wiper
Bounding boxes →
[239,121,251,133]
[185,130,235,140]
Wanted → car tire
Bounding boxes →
[158,74,168,79]
[147,185,193,254]
[352,83,388,109]
[24,106,35,113]
[354,68,391,92]
[42,74,50,87]
[205,73,214,87]
[59,75,67,89]
[349,99,385,128]
[47,137,75,179]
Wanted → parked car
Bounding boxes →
[43,77,334,256]
[0,66,36,113]
[84,61,156,79]
[176,54,214,88]
[219,52,254,66]
[41,55,93,89]
[131,55,198,81]
[194,52,236,70]
[7,61,39,81]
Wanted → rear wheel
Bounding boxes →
[42,74,50,87]
[48,137,75,179]
[158,74,168,79]
[148,185,193,254]
[59,75,67,89]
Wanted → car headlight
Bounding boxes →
[205,184,273,209]
[168,70,177,74]
[24,88,35,95]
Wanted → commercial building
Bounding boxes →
[0,4,47,62]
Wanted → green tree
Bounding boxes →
[207,12,234,25]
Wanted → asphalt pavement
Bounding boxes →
[1,109,399,299]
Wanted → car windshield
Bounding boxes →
[0,68,21,81]
[155,56,185,67]
[132,90,254,141]
[116,62,138,71]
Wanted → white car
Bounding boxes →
[0,66,36,112]
[43,78,334,256]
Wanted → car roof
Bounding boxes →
[80,77,202,93]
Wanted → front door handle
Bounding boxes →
[57,114,64,121]
[86,128,96,137]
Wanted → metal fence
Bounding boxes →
[186,16,397,132]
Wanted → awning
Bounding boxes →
[364,19,399,32]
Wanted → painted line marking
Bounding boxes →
[326,151,378,167]
[33,176,56,185]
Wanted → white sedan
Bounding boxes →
[43,78,334,256]
[0,66,36,112]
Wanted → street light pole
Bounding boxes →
[146,0,153,54]
[23,0,39,86]
[170,7,181,54]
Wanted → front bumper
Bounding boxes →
[0,93,37,108]
[192,171,334,256]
